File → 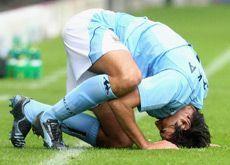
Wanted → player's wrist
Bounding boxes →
[139,140,150,149]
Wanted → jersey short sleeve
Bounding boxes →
[88,26,128,64]
[137,69,192,119]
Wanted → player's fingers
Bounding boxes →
[156,140,179,149]
[209,144,221,147]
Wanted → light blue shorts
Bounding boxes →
[63,9,127,92]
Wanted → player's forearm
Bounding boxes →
[108,99,149,149]
[108,98,178,150]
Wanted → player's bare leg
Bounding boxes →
[92,102,133,148]
[34,49,141,149]
[90,50,142,97]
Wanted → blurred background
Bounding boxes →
[0,0,229,59]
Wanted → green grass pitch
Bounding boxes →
[0,5,230,164]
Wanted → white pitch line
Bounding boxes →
[42,48,230,164]
[40,141,90,165]
[27,67,66,89]
[41,111,146,165]
[0,67,66,89]
[0,67,66,102]
[205,48,230,78]
[0,95,11,102]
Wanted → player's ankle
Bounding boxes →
[40,111,57,123]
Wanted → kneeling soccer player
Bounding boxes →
[9,9,210,149]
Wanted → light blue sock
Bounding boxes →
[61,114,100,146]
[24,100,50,124]
[24,99,100,146]
[41,74,117,122]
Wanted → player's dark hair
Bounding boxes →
[168,110,211,148]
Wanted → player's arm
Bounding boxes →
[108,89,178,150]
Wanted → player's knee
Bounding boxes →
[119,69,142,90]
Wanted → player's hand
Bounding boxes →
[144,140,179,150]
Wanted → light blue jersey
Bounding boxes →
[88,10,208,119]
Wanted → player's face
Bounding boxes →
[155,105,196,140]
